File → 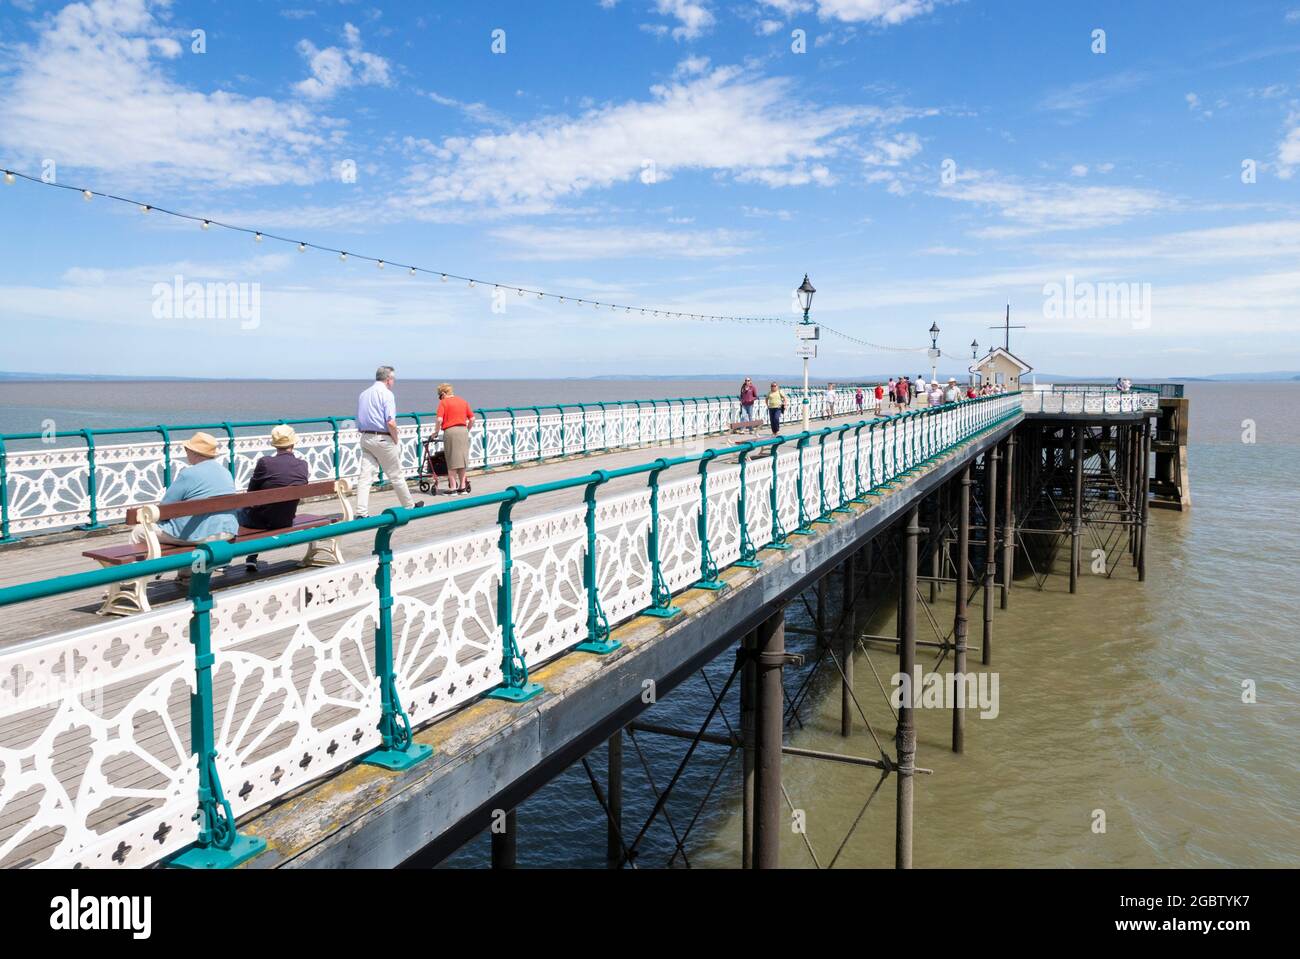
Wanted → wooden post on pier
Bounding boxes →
[491,808,517,869]
[740,629,756,868]
[1001,434,1015,609]
[896,506,919,869]
[606,730,623,869]
[753,611,786,869]
[953,466,971,753]
[1071,426,1084,594]
[982,447,998,666]
[841,551,856,737]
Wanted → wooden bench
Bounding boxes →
[729,419,764,434]
[83,479,352,616]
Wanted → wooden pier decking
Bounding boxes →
[0,412,877,648]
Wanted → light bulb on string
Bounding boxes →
[339,251,347,262]
[298,242,306,252]
[3,171,14,185]
[254,232,263,243]
[140,204,150,214]
[468,279,475,288]
[82,190,92,201]
[409,267,416,276]
[377,260,384,269]
[440,274,447,282]
[201,220,211,230]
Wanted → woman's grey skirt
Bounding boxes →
[442,424,470,470]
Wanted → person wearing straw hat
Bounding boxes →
[238,424,310,532]
[129,431,238,549]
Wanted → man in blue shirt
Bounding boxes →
[130,431,239,547]
[355,365,423,517]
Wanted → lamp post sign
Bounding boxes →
[796,343,817,359]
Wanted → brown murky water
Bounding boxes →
[686,381,1300,868]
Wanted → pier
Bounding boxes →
[0,386,1173,869]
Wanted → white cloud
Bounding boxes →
[0,0,331,186]
[650,0,716,40]
[758,0,943,25]
[814,0,943,25]
[758,0,813,14]
[674,55,711,76]
[864,131,921,166]
[936,169,1175,238]
[1039,71,1147,115]
[491,225,753,260]
[399,66,882,212]
[1276,113,1300,178]
[1070,164,1088,177]
[862,131,921,193]
[295,22,392,99]
[1037,220,1300,264]
[757,19,784,35]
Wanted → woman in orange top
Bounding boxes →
[435,383,475,494]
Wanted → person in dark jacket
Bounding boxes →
[238,425,311,571]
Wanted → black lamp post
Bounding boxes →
[970,339,979,387]
[797,275,816,429]
[928,321,940,385]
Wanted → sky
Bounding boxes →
[1,0,1299,380]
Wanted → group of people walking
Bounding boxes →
[128,366,476,575]
[738,373,998,439]
[355,366,474,515]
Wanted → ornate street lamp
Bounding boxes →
[797,274,816,430]
[928,321,941,387]
[970,338,979,387]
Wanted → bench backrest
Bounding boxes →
[125,480,338,525]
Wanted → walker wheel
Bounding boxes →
[418,480,430,493]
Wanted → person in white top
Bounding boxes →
[944,378,961,403]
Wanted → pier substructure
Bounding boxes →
[1014,415,1153,587]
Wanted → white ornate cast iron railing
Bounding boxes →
[0,388,873,542]
[0,391,1020,870]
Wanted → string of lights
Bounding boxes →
[2,165,933,352]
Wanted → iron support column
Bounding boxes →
[982,446,998,666]
[606,730,623,868]
[1001,433,1015,609]
[1139,418,1151,582]
[953,467,971,753]
[841,551,856,737]
[1071,425,1084,594]
[897,506,919,868]
[753,611,786,869]
[740,629,756,868]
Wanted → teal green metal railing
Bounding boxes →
[1,390,868,545]
[0,391,1023,868]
